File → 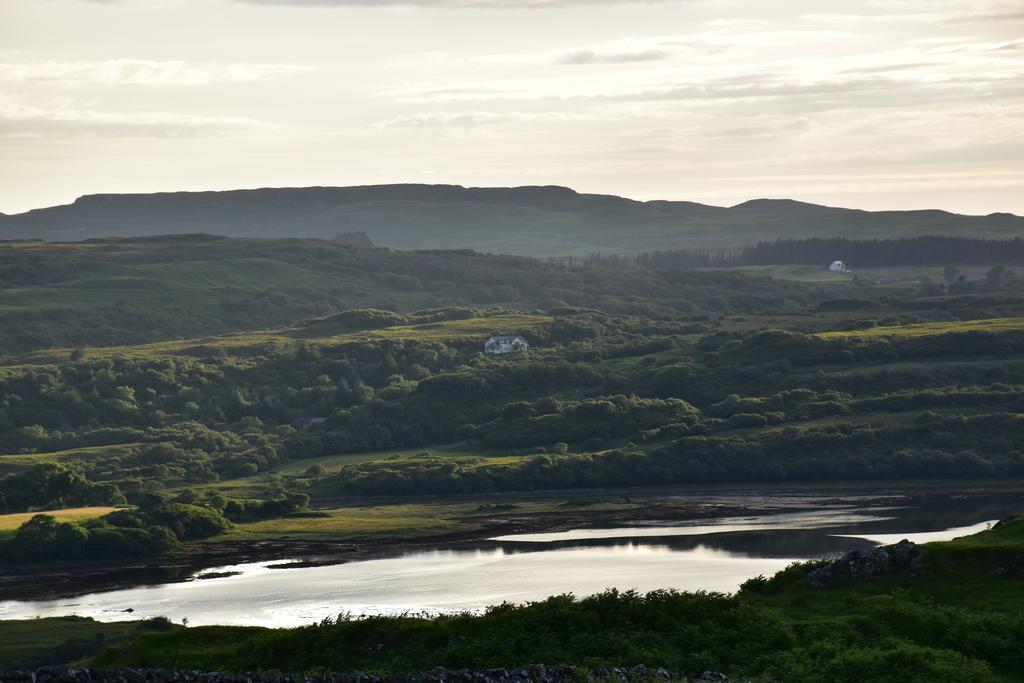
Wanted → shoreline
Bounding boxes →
[3,481,1023,605]
[0,496,761,603]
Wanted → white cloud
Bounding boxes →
[385,68,1021,105]
[478,30,850,68]
[0,59,313,86]
[371,109,583,129]
[0,97,277,137]
[554,46,674,65]
[386,28,1023,107]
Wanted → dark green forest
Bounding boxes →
[581,235,1024,270]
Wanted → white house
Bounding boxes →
[484,335,530,354]
[829,260,848,273]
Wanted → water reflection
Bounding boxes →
[489,508,901,543]
[0,490,1020,628]
[834,520,995,545]
[0,543,796,628]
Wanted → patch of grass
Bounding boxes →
[0,506,122,531]
[1,313,552,369]
[209,503,472,541]
[0,444,143,476]
[209,497,588,542]
[817,316,1024,340]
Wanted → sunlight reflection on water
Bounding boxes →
[0,503,1013,628]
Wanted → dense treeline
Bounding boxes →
[740,237,1024,268]
[550,236,1024,271]
[316,411,1024,496]
[0,464,125,512]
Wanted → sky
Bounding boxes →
[1,0,1022,215]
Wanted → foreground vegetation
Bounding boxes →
[0,616,177,670]
[86,517,1024,682]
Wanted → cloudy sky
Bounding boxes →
[2,0,1022,215]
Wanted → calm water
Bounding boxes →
[1,490,1019,627]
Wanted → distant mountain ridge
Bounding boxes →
[2,184,1021,256]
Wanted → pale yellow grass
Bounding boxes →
[0,313,552,370]
[818,317,1024,340]
[0,506,120,531]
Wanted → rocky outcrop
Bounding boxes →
[0,666,739,683]
[807,539,922,588]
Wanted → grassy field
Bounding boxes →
[0,616,175,669]
[0,312,552,370]
[212,503,472,541]
[212,497,630,542]
[818,316,1024,340]
[0,444,143,476]
[0,506,122,531]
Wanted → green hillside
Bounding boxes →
[0,234,832,354]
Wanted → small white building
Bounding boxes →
[829,260,848,273]
[484,335,530,354]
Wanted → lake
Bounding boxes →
[1,488,1019,628]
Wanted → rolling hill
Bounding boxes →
[0,234,825,354]
[2,185,1022,256]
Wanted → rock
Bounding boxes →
[807,539,922,587]
[0,666,711,683]
[886,539,918,566]
[0,672,36,683]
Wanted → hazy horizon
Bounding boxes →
[4,182,1023,219]
[3,0,1022,216]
